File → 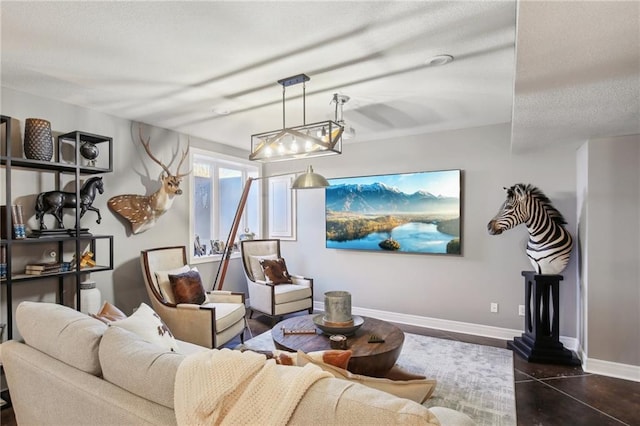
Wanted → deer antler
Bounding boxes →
[139,127,191,178]
[174,138,191,178]
[138,127,172,176]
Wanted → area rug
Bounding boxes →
[242,331,516,426]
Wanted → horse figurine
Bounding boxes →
[35,176,104,230]
[487,183,573,275]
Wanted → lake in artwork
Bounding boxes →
[326,222,456,253]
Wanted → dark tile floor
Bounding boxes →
[2,313,639,426]
[396,323,640,426]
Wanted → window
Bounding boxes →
[268,174,297,240]
[190,148,261,263]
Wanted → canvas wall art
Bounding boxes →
[325,169,462,255]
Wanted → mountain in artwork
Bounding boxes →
[326,183,459,214]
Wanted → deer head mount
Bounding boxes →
[108,128,190,234]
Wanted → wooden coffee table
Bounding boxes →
[272,315,404,378]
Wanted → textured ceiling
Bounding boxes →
[1,1,638,153]
[512,1,640,152]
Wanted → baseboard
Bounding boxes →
[582,356,640,382]
[313,301,580,349]
[314,301,521,340]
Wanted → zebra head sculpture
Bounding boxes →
[488,183,573,275]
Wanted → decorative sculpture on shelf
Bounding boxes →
[69,250,96,270]
[107,128,190,234]
[80,250,96,268]
[35,176,104,230]
[80,140,99,166]
[487,183,573,275]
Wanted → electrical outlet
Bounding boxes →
[490,302,498,313]
[518,305,526,316]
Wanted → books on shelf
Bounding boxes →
[12,205,26,239]
[1,204,26,239]
[0,245,6,278]
[24,262,61,275]
[0,206,9,238]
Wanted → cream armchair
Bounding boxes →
[140,246,246,349]
[240,239,313,325]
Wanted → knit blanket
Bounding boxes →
[174,348,331,425]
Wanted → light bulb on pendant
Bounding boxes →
[291,137,299,153]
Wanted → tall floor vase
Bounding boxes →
[24,118,53,161]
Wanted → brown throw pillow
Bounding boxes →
[320,350,353,370]
[259,258,292,284]
[169,270,206,304]
[90,301,127,324]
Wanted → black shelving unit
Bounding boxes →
[1,115,114,340]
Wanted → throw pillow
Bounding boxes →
[90,301,127,324]
[320,349,353,370]
[272,349,352,370]
[154,265,191,303]
[111,302,179,352]
[259,258,292,284]
[169,269,207,305]
[296,350,437,404]
[248,254,278,281]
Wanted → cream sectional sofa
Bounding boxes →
[2,301,475,425]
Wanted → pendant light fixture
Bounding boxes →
[250,73,343,162]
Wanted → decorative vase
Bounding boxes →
[24,118,54,161]
[80,280,101,315]
[323,291,353,326]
